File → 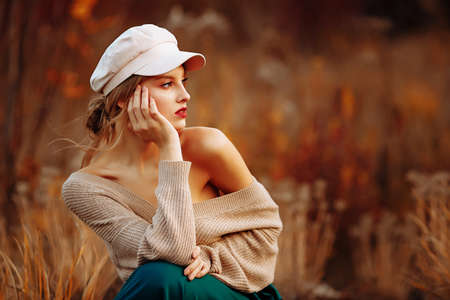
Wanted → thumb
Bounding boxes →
[149,97,160,117]
[192,246,200,258]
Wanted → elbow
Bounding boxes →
[171,242,196,265]
[273,207,283,235]
[137,227,197,266]
[147,239,196,266]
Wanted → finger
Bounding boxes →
[132,85,145,125]
[141,86,150,119]
[149,96,159,118]
[127,95,138,129]
[196,264,208,278]
[128,87,140,128]
[184,257,201,276]
[192,246,200,259]
[188,262,204,281]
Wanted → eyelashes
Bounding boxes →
[160,78,188,88]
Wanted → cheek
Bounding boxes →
[152,92,173,116]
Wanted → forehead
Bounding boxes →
[154,65,185,79]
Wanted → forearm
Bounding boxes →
[198,227,281,293]
[159,139,183,161]
[137,160,196,266]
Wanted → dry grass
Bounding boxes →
[349,211,416,299]
[0,171,120,300]
[347,171,450,300]
[269,177,346,299]
[406,171,450,300]
[0,169,448,300]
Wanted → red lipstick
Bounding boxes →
[175,107,187,118]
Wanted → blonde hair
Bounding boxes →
[53,65,188,169]
[81,74,144,167]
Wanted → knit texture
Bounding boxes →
[61,160,283,293]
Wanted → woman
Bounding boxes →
[62,24,283,299]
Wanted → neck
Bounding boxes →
[89,120,183,176]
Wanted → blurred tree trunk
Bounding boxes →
[1,0,72,232]
[1,0,29,232]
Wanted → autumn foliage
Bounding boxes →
[0,0,449,299]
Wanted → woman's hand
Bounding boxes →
[184,246,210,281]
[127,85,179,148]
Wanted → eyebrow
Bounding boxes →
[153,72,186,81]
[153,75,175,80]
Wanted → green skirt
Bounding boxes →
[114,260,282,300]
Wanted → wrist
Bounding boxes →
[159,141,182,161]
[158,134,179,148]
[198,249,212,272]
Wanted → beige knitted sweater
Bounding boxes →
[61,160,283,293]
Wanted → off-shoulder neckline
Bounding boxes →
[68,170,260,216]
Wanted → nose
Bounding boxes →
[176,83,190,103]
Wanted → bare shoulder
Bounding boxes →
[181,126,227,152]
[181,126,253,194]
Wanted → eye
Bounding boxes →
[161,81,172,88]
[182,77,189,85]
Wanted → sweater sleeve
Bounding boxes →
[195,182,283,293]
[61,160,196,269]
[198,227,281,293]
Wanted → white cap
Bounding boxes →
[90,24,206,96]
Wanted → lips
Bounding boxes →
[175,107,187,118]
[175,107,187,114]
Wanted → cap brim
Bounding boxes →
[134,51,205,76]
[102,43,206,95]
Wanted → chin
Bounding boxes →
[173,120,186,132]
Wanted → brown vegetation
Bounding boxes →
[406,171,449,300]
[1,170,447,299]
[1,0,449,299]
[0,170,120,299]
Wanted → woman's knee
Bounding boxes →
[115,261,187,300]
[116,261,250,300]
[133,260,186,292]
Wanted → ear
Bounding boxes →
[117,100,125,109]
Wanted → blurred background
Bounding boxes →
[1,0,449,299]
